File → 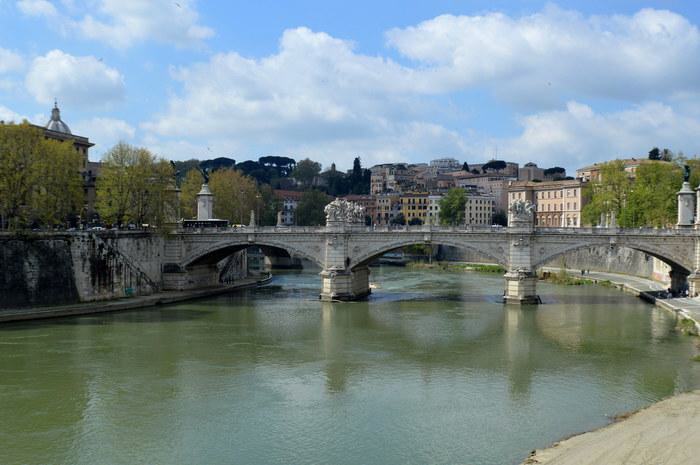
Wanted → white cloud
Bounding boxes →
[72,117,135,158]
[0,104,26,123]
[16,0,213,49]
[25,50,125,108]
[0,47,24,73]
[501,101,700,169]
[386,6,700,106]
[16,0,57,17]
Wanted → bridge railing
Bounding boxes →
[537,227,697,236]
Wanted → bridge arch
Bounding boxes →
[532,240,693,275]
[182,239,324,269]
[349,237,507,270]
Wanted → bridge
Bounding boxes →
[160,213,700,304]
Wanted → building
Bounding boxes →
[467,160,519,177]
[273,190,304,225]
[374,192,401,225]
[508,179,586,227]
[518,162,545,181]
[426,194,442,225]
[400,192,430,224]
[33,102,98,218]
[429,158,461,174]
[456,174,515,212]
[465,191,495,225]
[576,158,672,182]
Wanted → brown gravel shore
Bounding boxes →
[521,390,700,465]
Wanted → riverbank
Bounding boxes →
[0,277,263,323]
[521,389,700,465]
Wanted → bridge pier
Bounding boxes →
[669,268,689,296]
[504,271,539,304]
[320,266,371,301]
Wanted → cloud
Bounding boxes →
[0,47,24,73]
[16,0,213,49]
[16,0,57,17]
[501,101,700,170]
[0,104,26,123]
[72,117,135,158]
[25,49,125,108]
[386,6,700,106]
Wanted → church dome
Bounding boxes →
[45,101,71,134]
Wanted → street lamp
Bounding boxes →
[256,193,261,226]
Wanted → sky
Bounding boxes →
[1,1,700,174]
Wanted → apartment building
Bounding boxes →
[508,180,585,227]
[401,192,430,224]
[465,192,496,225]
[273,190,304,225]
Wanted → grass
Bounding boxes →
[539,269,616,288]
[677,318,699,336]
[406,261,506,273]
[692,355,700,362]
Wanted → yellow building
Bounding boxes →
[400,193,430,224]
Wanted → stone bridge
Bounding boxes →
[161,222,700,304]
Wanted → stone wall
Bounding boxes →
[0,236,79,308]
[0,232,165,309]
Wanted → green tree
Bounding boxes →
[581,160,631,226]
[30,138,83,226]
[208,168,260,224]
[439,188,467,225]
[292,158,321,188]
[179,169,203,219]
[0,122,83,229]
[620,162,682,227]
[648,147,660,160]
[96,142,175,227]
[390,213,406,225]
[462,162,469,171]
[295,190,330,225]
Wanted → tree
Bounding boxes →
[179,169,204,219]
[661,148,673,162]
[462,162,470,171]
[619,162,682,227]
[482,160,506,173]
[439,188,467,225]
[295,190,329,225]
[0,122,83,229]
[292,158,321,188]
[30,138,83,226]
[96,142,175,227]
[581,160,631,226]
[390,213,406,225]
[408,217,423,226]
[208,168,260,225]
[349,157,371,194]
[648,147,661,160]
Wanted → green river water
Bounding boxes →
[1,267,699,465]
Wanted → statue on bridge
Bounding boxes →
[509,199,535,219]
[325,199,365,225]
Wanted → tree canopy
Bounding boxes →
[439,188,467,225]
[0,122,83,229]
[295,190,330,226]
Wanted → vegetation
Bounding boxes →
[292,158,322,188]
[677,318,699,336]
[439,188,466,225]
[96,142,175,227]
[406,261,505,273]
[0,122,83,229]
[295,190,330,225]
[583,158,684,227]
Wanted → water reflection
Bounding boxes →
[1,268,699,465]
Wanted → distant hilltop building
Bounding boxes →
[33,102,100,219]
[576,158,671,182]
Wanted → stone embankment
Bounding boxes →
[521,390,700,465]
[0,278,261,323]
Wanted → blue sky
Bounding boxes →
[1,1,700,174]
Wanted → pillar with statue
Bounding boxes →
[504,200,540,304]
[319,199,371,301]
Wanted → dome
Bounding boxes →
[45,101,71,134]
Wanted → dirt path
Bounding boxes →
[522,390,700,465]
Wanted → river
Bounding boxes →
[1,267,699,465]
